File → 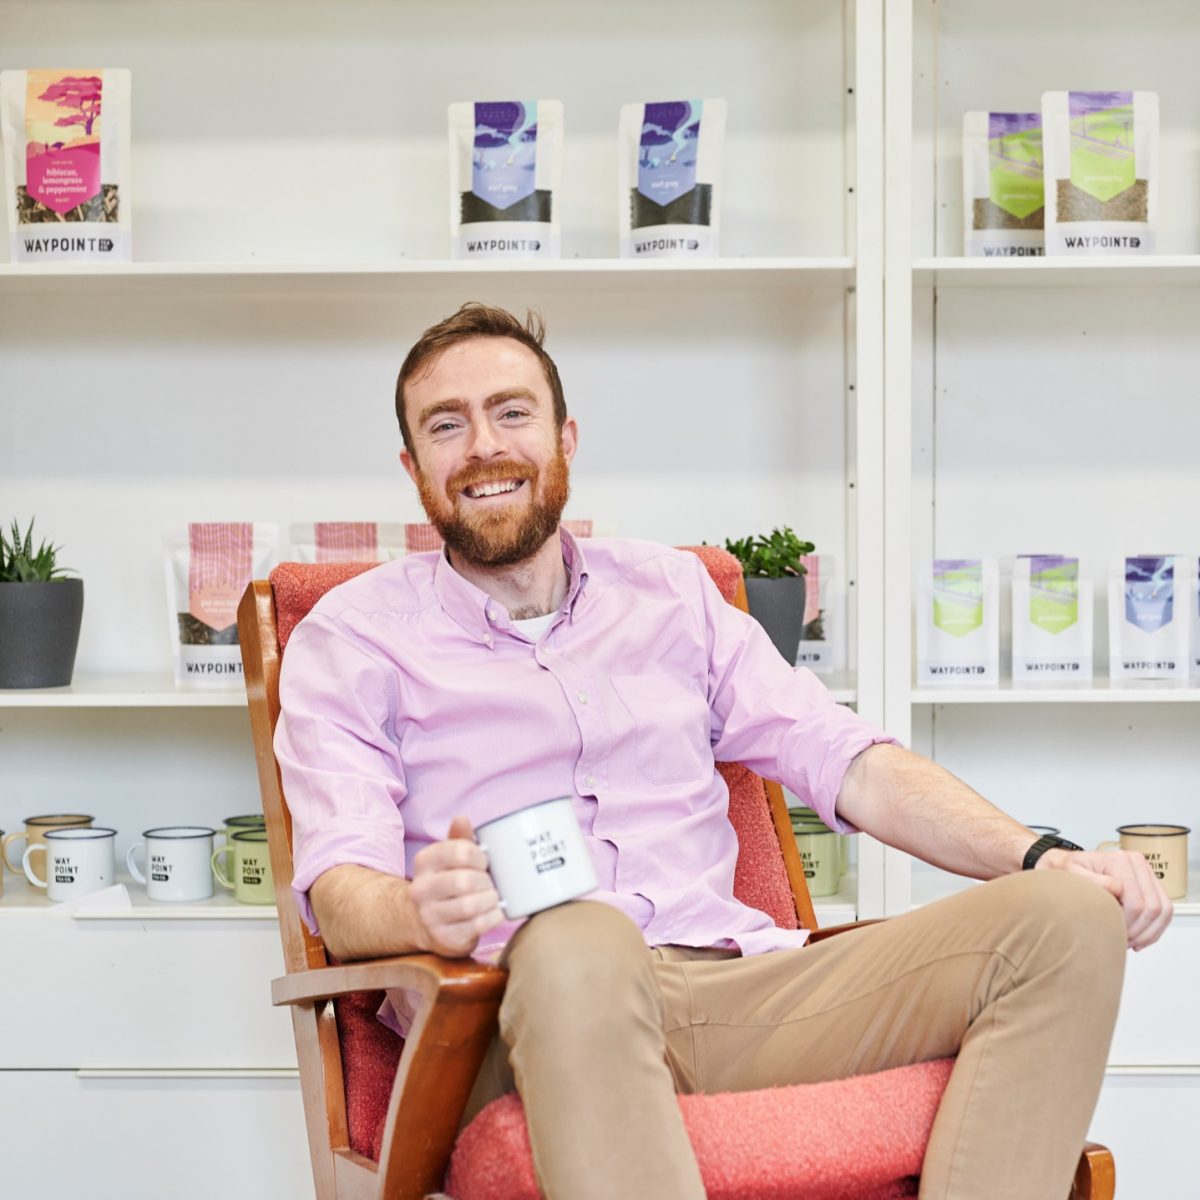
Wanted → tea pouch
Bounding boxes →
[916,559,999,685]
[1011,555,1093,683]
[618,99,726,259]
[962,111,1044,258]
[1043,91,1158,256]
[0,68,131,262]
[448,100,562,259]
[794,554,834,674]
[289,523,407,564]
[164,524,278,687]
[1108,555,1190,680]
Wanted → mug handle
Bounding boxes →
[2,831,28,874]
[22,844,48,889]
[211,846,234,890]
[126,842,147,885]
[1095,841,1119,853]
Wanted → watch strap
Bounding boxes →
[1022,833,1084,871]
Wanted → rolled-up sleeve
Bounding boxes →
[697,558,898,833]
[275,611,409,934]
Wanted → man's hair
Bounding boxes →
[395,303,567,457]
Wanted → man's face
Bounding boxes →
[400,336,578,568]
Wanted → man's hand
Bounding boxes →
[409,816,505,958]
[1036,848,1173,951]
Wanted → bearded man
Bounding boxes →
[275,302,1170,1200]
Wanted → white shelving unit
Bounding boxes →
[1,2,883,1196]
[888,1,1200,1191]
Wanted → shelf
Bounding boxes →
[0,257,855,296]
[912,256,1200,288]
[912,678,1200,705]
[0,872,279,919]
[0,671,854,709]
[911,869,1200,918]
[0,674,247,708]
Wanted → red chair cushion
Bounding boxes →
[447,1057,955,1200]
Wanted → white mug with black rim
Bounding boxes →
[127,826,217,902]
[23,826,117,902]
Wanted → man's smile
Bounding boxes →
[461,478,528,500]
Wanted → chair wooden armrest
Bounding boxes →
[805,918,885,943]
[273,954,507,1200]
[1072,1142,1115,1200]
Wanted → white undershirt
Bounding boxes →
[512,612,557,640]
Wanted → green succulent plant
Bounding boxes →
[0,519,73,583]
[723,526,815,579]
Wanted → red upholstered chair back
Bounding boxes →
[266,545,813,1159]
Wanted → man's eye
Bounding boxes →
[431,420,458,434]
[500,408,526,421]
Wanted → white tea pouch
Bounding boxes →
[1,68,131,262]
[916,559,999,685]
[1011,555,1092,683]
[289,523,406,564]
[448,100,562,259]
[794,554,833,674]
[962,111,1044,258]
[619,99,726,259]
[164,523,278,687]
[1108,555,1190,680]
[1043,90,1158,256]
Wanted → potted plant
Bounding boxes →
[724,526,816,664]
[0,519,84,688]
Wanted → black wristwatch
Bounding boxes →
[1022,833,1084,871]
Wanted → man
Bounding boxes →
[275,302,1172,1200]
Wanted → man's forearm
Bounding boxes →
[835,743,1038,879]
[309,864,429,961]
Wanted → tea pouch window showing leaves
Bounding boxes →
[618,99,726,259]
[0,68,131,263]
[1043,90,1158,256]
[164,524,278,688]
[1011,555,1093,683]
[1107,555,1192,681]
[916,559,999,686]
[962,111,1044,258]
[448,100,562,260]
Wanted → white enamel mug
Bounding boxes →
[23,826,117,901]
[475,797,598,920]
[128,826,217,902]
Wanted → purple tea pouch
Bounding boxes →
[618,98,726,259]
[448,100,562,260]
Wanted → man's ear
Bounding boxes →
[560,416,579,465]
[400,448,418,484]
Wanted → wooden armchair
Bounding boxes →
[238,550,1114,1200]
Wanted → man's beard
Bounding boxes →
[414,447,571,568]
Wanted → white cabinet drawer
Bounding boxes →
[1089,1071,1200,1197]
[2,877,296,1068]
[0,1069,314,1200]
[1108,915,1200,1066]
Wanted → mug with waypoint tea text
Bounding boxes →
[1096,824,1190,901]
[212,828,276,905]
[23,826,116,902]
[476,798,598,920]
[127,826,217,903]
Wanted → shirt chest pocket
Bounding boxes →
[609,674,712,787]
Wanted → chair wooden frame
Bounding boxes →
[239,575,1114,1200]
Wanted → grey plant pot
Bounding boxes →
[0,578,84,688]
[743,574,806,665]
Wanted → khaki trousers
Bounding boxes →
[459,870,1126,1200]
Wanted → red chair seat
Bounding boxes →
[447,1057,955,1200]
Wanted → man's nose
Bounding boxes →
[465,420,506,460]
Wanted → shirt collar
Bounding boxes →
[433,526,590,645]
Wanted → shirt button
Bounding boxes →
[578,691,588,704]
[585,774,597,788]
[487,607,498,621]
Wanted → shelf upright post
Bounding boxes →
[851,0,889,919]
[881,0,915,916]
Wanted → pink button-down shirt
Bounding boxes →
[275,532,894,963]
